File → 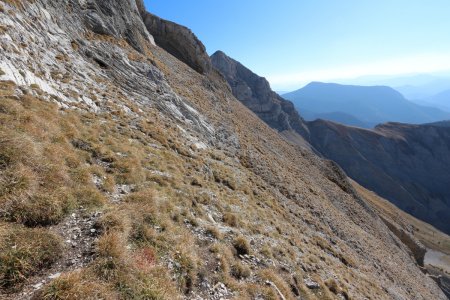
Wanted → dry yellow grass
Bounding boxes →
[0,223,62,290]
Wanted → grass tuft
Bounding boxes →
[233,235,251,256]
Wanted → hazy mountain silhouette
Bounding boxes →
[300,109,370,128]
[395,78,450,100]
[284,82,450,127]
[419,89,450,112]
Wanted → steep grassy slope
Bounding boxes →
[0,1,446,299]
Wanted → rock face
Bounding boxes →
[307,120,450,234]
[81,0,155,50]
[211,51,309,137]
[140,11,211,74]
[380,216,427,266]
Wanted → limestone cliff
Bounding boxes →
[140,10,211,74]
[211,51,309,138]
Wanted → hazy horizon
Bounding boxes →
[276,70,450,94]
[146,0,450,90]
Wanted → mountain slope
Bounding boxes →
[353,180,450,298]
[211,50,450,294]
[0,1,446,300]
[284,82,450,127]
[211,52,450,236]
[307,120,450,234]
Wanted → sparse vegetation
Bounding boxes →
[205,225,223,240]
[38,272,118,300]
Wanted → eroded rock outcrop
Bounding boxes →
[140,11,211,74]
[211,50,309,137]
[81,0,155,50]
[380,216,427,266]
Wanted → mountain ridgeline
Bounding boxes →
[210,51,309,138]
[212,52,450,235]
[283,82,450,128]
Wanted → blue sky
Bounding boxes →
[144,0,450,90]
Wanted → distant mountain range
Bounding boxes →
[394,76,450,101]
[335,72,450,113]
[283,82,450,128]
[417,89,450,112]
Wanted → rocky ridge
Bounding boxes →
[0,1,447,299]
[211,51,310,140]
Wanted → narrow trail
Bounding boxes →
[6,208,102,300]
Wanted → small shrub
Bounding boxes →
[133,247,157,272]
[325,278,339,294]
[113,157,146,185]
[124,189,155,204]
[0,164,35,197]
[94,233,126,281]
[223,212,238,227]
[259,269,294,300]
[129,222,157,246]
[97,232,124,260]
[261,245,273,258]
[9,196,62,226]
[205,225,222,240]
[233,236,251,256]
[231,262,251,279]
[38,271,117,300]
[96,212,126,233]
[0,133,37,170]
[173,250,198,293]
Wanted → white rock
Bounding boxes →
[48,272,61,279]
